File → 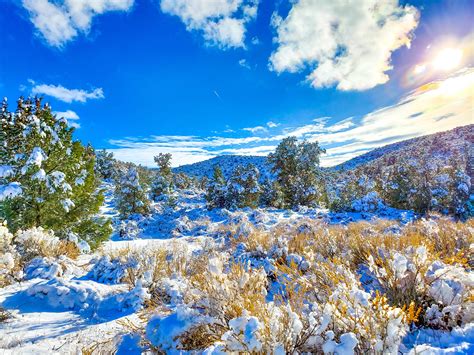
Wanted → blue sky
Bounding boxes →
[1,0,473,167]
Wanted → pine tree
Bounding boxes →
[206,165,227,209]
[95,149,116,180]
[268,137,326,208]
[260,178,285,208]
[114,164,150,218]
[150,153,174,200]
[226,164,261,209]
[0,97,111,249]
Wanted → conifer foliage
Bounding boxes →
[0,98,111,248]
[114,164,150,218]
[206,165,227,209]
[268,137,326,208]
[150,153,174,200]
[206,164,261,209]
[95,149,116,180]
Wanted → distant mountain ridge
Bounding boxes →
[173,125,473,180]
[173,155,271,180]
[338,124,473,171]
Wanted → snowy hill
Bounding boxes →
[173,155,271,180]
[173,125,473,180]
[333,124,473,171]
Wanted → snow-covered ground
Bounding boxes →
[1,187,472,354]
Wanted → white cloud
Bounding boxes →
[54,110,80,120]
[22,0,134,47]
[31,83,104,103]
[53,110,81,129]
[68,121,81,129]
[107,69,473,167]
[269,0,419,91]
[266,121,280,128]
[239,58,251,69]
[243,125,268,134]
[160,0,259,49]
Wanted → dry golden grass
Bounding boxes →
[122,217,473,353]
[18,238,80,264]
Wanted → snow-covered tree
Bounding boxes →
[268,137,326,208]
[206,165,227,209]
[114,164,150,218]
[0,98,111,249]
[95,149,115,180]
[150,153,174,200]
[226,164,261,209]
[259,178,284,208]
[173,172,195,190]
[449,169,471,217]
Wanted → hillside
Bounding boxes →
[333,124,473,171]
[173,155,272,180]
[173,125,473,180]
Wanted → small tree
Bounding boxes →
[150,153,174,200]
[268,137,326,208]
[226,164,261,209]
[206,165,227,209]
[449,169,471,217]
[174,172,194,190]
[0,98,111,248]
[95,149,116,180]
[114,164,150,218]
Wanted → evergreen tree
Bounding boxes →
[95,149,116,180]
[173,172,194,190]
[114,164,150,218]
[226,164,261,209]
[268,137,326,208]
[206,165,227,209]
[150,153,174,200]
[0,98,111,248]
[260,178,285,208]
[449,169,471,217]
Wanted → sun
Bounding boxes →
[432,48,463,71]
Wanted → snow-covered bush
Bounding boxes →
[424,261,474,329]
[117,216,474,353]
[351,191,385,212]
[146,258,270,352]
[206,164,262,209]
[26,277,149,319]
[366,245,433,306]
[0,223,20,286]
[24,256,81,280]
[118,219,142,239]
[15,227,79,263]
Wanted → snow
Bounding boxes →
[323,331,358,354]
[221,312,263,352]
[404,323,474,354]
[0,165,14,178]
[146,305,203,351]
[0,183,472,353]
[21,147,47,174]
[0,182,22,201]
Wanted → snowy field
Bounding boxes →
[0,186,473,354]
